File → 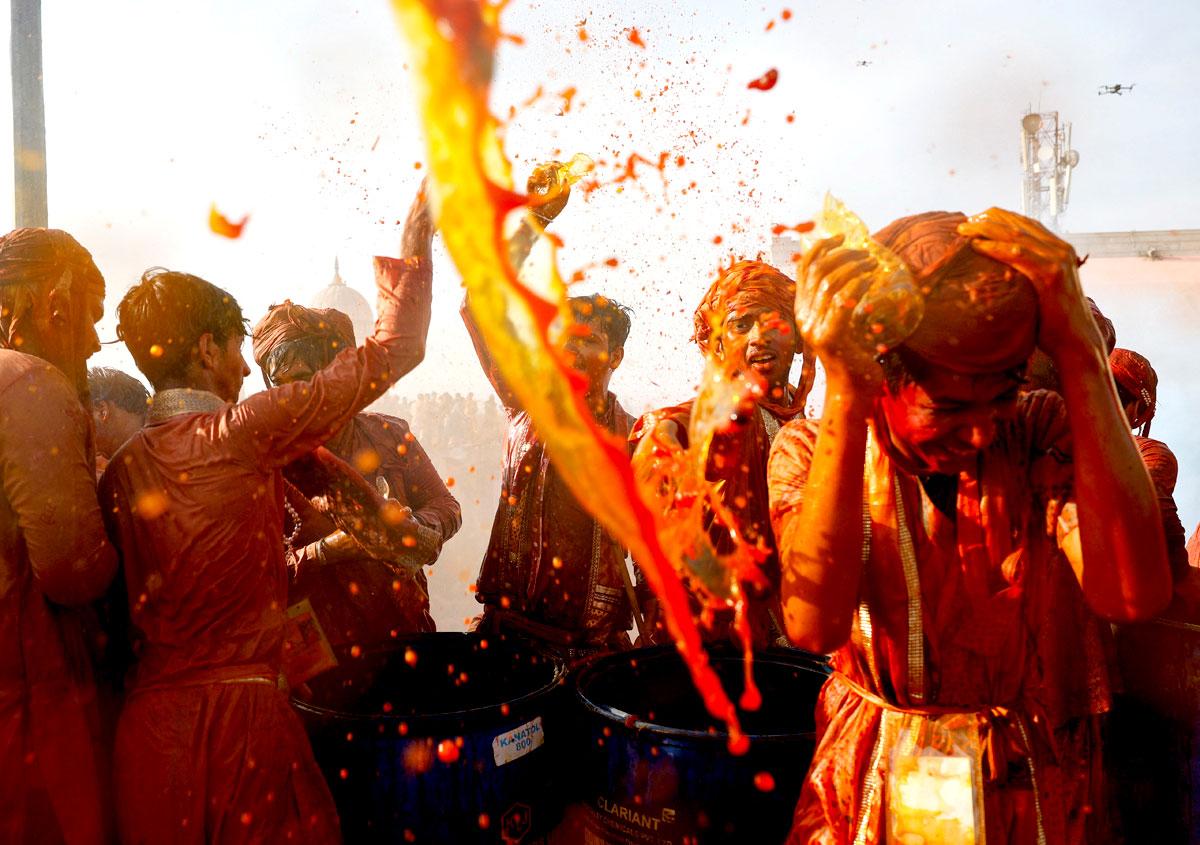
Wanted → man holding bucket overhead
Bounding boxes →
[768,208,1169,843]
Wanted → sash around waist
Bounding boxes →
[128,663,281,697]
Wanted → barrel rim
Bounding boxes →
[292,632,566,723]
[575,644,829,743]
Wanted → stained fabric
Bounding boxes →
[770,391,1108,844]
[1109,348,1156,433]
[289,412,461,642]
[873,211,1039,375]
[0,350,117,845]
[99,256,429,844]
[462,303,634,650]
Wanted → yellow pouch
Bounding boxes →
[884,711,986,845]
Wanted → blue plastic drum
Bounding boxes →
[294,633,565,843]
[574,644,830,844]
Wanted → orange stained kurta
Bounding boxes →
[0,350,118,845]
[769,391,1109,844]
[99,256,429,845]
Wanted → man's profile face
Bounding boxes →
[212,333,251,402]
[722,300,798,391]
[41,278,104,395]
[563,320,621,391]
[878,362,1023,475]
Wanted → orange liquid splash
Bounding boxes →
[627,27,646,48]
[747,68,779,91]
[391,0,749,752]
[208,204,248,239]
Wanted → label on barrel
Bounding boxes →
[492,717,545,767]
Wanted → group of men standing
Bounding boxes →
[0,164,1187,845]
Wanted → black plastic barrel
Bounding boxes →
[293,633,565,843]
[1107,617,1200,843]
[574,644,830,844]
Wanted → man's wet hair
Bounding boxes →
[116,267,247,390]
[87,367,150,416]
[568,294,632,352]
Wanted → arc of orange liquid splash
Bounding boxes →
[209,205,248,239]
[391,0,749,752]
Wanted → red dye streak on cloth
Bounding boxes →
[747,68,779,91]
[209,204,248,239]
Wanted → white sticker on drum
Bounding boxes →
[492,717,545,767]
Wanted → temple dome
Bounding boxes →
[311,257,374,345]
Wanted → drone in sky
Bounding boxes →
[1098,83,1135,96]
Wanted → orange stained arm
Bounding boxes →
[773,378,872,653]
[1054,343,1171,621]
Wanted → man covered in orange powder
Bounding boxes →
[769,209,1170,843]
[99,186,433,844]
[1106,348,1191,588]
[252,300,461,642]
[0,229,118,844]
[632,260,811,648]
[463,171,638,661]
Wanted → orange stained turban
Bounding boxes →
[873,211,1039,374]
[251,301,356,369]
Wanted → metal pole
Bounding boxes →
[11,0,48,228]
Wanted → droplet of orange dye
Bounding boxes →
[402,535,417,548]
[551,556,564,570]
[348,581,360,596]
[604,257,619,267]
[381,500,408,526]
[149,344,164,358]
[753,771,776,792]
[786,113,795,123]
[478,813,490,830]
[350,645,362,658]
[405,647,418,666]
[445,476,456,488]
[781,8,793,20]
[240,812,253,825]
[627,28,645,48]
[392,579,402,592]
[675,155,686,167]
[339,768,349,781]
[712,235,723,245]
[747,68,779,91]
[134,491,169,519]
[728,733,751,755]
[479,638,489,650]
[353,448,381,474]
[209,204,249,239]
[500,703,511,716]
[577,27,588,41]
[436,739,460,764]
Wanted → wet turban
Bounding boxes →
[1088,298,1116,355]
[0,227,103,293]
[251,300,356,369]
[692,260,796,353]
[1110,347,1157,431]
[873,211,1039,374]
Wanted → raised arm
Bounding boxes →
[2,366,117,605]
[232,185,434,468]
[770,238,882,653]
[461,160,573,410]
[961,210,1171,621]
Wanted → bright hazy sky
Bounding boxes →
[3,0,1199,512]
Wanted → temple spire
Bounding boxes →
[331,256,344,286]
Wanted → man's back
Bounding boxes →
[0,348,116,845]
[101,396,291,687]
